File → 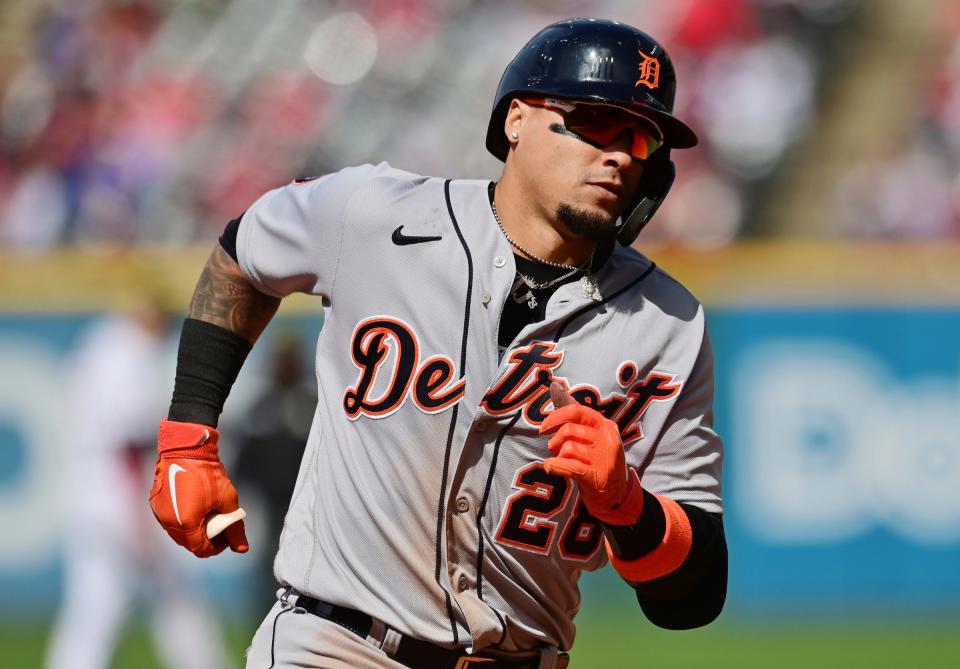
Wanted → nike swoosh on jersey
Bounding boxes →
[169,464,187,526]
[392,225,442,245]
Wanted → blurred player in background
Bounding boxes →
[234,331,316,612]
[44,299,234,669]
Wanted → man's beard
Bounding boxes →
[556,203,618,243]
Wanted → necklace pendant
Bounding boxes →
[581,275,599,300]
[527,294,538,309]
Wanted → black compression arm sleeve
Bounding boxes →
[603,493,727,629]
[632,506,727,629]
[167,318,252,427]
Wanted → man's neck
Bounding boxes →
[493,176,597,267]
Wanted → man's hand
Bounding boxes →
[540,382,644,525]
[149,419,249,557]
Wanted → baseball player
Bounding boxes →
[47,304,234,669]
[149,19,727,669]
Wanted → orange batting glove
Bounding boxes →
[540,382,644,525]
[149,419,249,557]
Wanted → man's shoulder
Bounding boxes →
[610,245,704,319]
[251,163,443,222]
[304,162,440,196]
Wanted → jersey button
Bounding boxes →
[494,256,506,268]
[456,497,470,513]
[458,575,469,591]
[481,291,492,305]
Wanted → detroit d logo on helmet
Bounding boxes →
[635,50,660,90]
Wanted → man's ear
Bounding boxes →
[503,98,526,147]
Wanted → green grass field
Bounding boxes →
[572,618,960,668]
[4,615,959,669]
[4,572,958,669]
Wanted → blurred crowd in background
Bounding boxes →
[3,0,958,251]
[832,0,960,238]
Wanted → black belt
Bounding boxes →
[283,588,567,669]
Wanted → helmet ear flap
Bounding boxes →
[616,151,675,247]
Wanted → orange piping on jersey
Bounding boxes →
[605,495,693,582]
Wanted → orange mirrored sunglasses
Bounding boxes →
[524,97,664,160]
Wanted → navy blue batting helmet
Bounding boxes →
[487,19,697,245]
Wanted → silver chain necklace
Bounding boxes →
[490,190,602,307]
[490,197,586,272]
[519,266,582,290]
[510,271,578,309]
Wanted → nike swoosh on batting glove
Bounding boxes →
[539,385,644,526]
[149,419,249,557]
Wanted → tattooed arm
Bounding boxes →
[188,244,281,344]
[151,243,276,557]
[166,244,281,427]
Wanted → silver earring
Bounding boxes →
[511,131,519,139]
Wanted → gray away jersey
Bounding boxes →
[236,162,723,653]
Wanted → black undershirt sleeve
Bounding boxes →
[605,500,727,629]
[219,214,243,263]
